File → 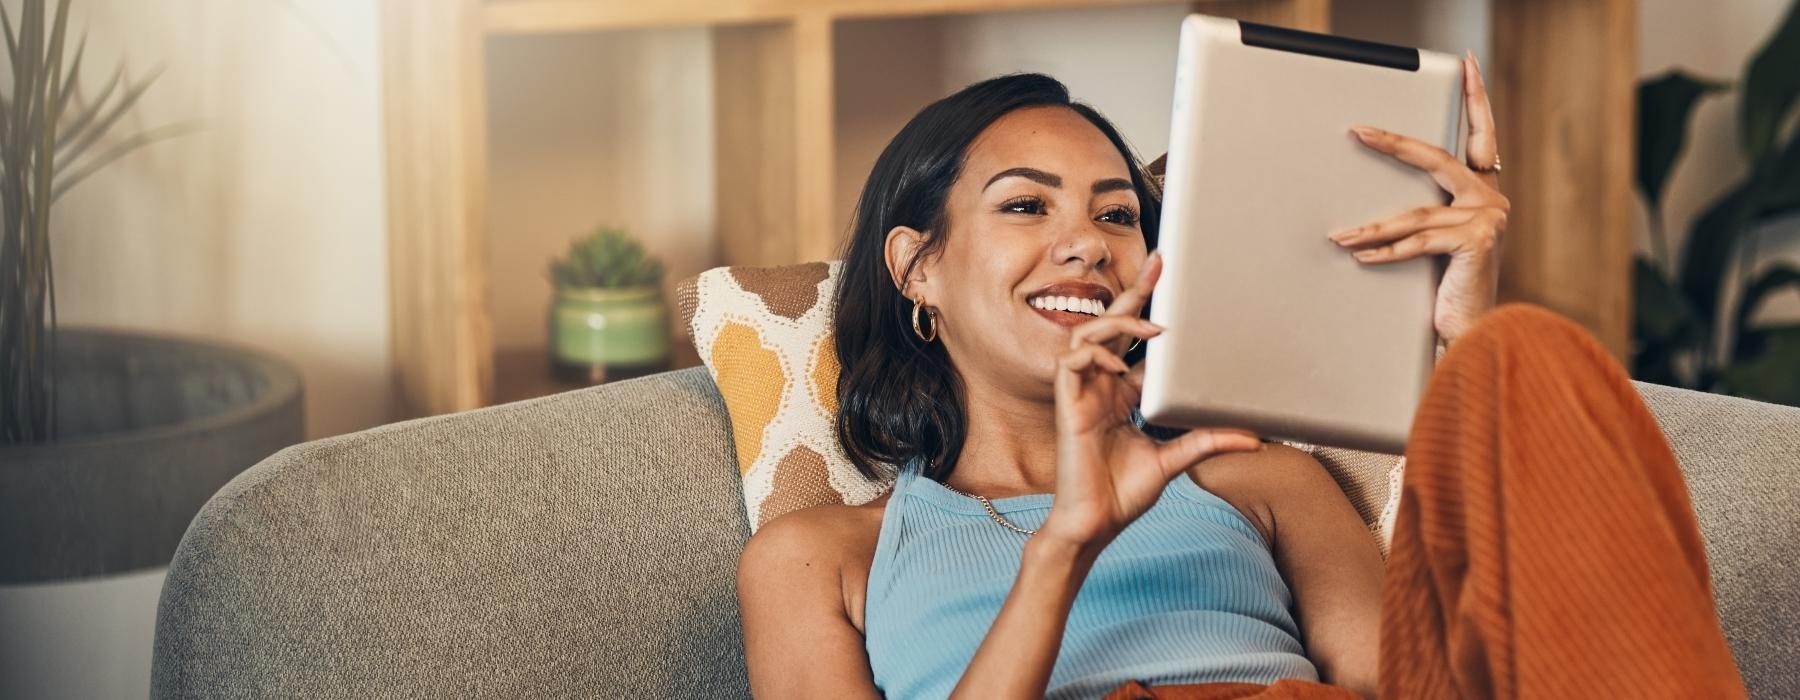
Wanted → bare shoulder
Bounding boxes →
[1184,443,1335,545]
[738,495,889,582]
[737,495,892,697]
[1190,443,1332,490]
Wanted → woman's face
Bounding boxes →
[887,105,1148,400]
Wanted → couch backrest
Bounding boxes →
[153,367,755,698]
[153,368,1800,698]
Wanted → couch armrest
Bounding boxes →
[1635,381,1800,700]
[152,367,752,698]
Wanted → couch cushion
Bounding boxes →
[153,367,1800,699]
[153,367,753,699]
[1635,382,1800,700]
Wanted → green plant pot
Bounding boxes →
[550,286,670,383]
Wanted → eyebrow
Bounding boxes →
[984,167,1059,191]
[1091,178,1134,195]
[983,167,1136,196]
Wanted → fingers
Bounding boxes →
[1463,51,1500,189]
[1057,343,1131,376]
[1329,206,1478,247]
[1154,428,1262,479]
[1344,220,1500,264]
[1068,315,1163,351]
[1350,126,1486,200]
[1104,250,1162,322]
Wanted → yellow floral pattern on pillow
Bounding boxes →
[680,261,889,529]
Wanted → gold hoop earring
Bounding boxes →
[1126,337,1143,354]
[911,297,938,342]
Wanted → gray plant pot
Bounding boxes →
[0,328,304,584]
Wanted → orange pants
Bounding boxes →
[1105,304,1746,699]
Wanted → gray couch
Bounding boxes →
[152,367,1800,698]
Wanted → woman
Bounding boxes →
[737,64,1745,699]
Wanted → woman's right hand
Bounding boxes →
[1038,251,1263,551]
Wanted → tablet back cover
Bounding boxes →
[1141,15,1463,454]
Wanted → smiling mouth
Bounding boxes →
[1025,294,1107,328]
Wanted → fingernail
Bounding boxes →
[1328,227,1357,242]
[1354,249,1379,261]
[1350,126,1379,140]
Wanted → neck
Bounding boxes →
[945,376,1060,498]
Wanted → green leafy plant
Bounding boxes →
[3,0,182,444]
[549,226,665,290]
[1633,0,1800,406]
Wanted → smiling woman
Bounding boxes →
[831,75,1163,485]
[735,72,1747,700]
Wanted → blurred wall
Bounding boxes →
[46,0,389,440]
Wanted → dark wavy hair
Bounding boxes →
[833,73,1162,483]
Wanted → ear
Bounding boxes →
[883,225,933,301]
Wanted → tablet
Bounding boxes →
[1140,14,1464,455]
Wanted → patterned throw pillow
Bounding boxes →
[677,260,1409,553]
[676,262,890,530]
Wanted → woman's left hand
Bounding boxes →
[1330,50,1508,345]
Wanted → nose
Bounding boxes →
[1054,221,1111,271]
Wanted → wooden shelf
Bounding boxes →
[485,0,1203,35]
[382,0,1636,420]
[493,339,704,405]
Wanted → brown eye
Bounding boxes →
[1098,206,1138,226]
[999,196,1045,215]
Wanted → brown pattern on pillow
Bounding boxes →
[730,262,831,321]
[758,446,842,527]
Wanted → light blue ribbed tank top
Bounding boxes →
[863,456,1317,699]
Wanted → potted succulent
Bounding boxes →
[548,226,670,383]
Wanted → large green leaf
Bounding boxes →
[1741,0,1800,162]
[1678,182,1756,330]
[1638,70,1728,208]
[1733,264,1800,359]
[1719,325,1800,407]
[1632,255,1705,386]
[1761,122,1800,218]
[1634,255,1704,343]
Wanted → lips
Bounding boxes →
[1025,280,1115,329]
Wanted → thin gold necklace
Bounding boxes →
[940,481,1038,536]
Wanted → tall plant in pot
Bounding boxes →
[1,0,302,589]
[548,226,669,383]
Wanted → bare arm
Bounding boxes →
[738,509,884,699]
[1229,445,1385,697]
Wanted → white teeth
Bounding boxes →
[1029,295,1106,316]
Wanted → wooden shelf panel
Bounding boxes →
[484,0,1195,34]
[494,339,704,405]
